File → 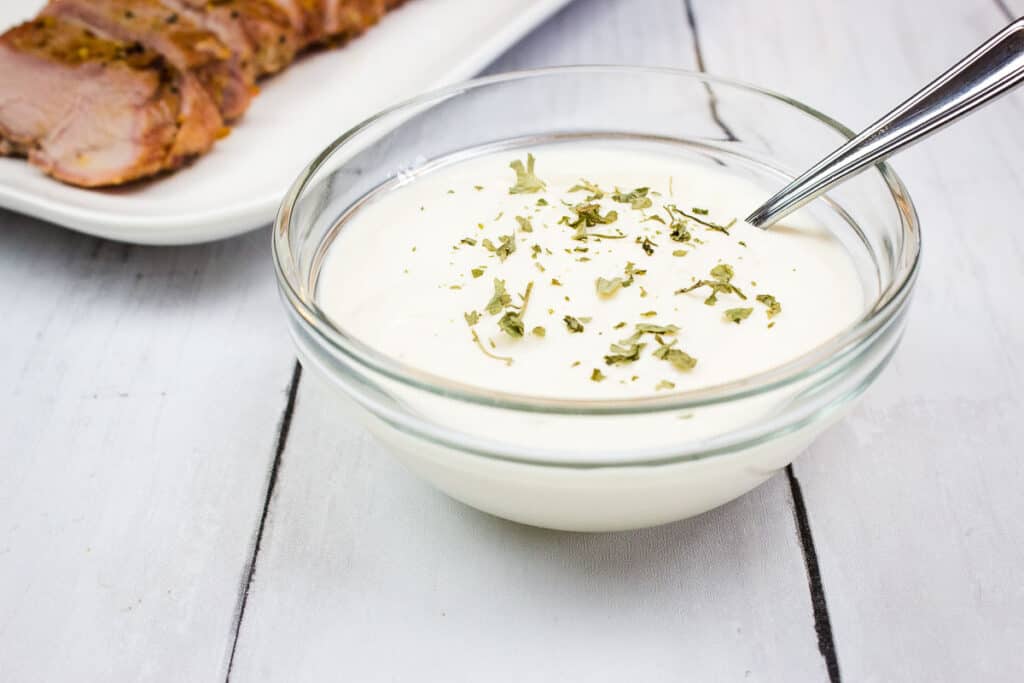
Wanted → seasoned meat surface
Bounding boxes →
[43,0,254,120]
[162,0,300,77]
[0,17,220,186]
[0,0,409,188]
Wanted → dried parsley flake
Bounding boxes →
[724,307,753,324]
[756,294,782,318]
[508,153,546,194]
[563,315,585,333]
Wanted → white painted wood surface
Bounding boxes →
[1000,0,1022,18]
[0,221,297,681]
[1,0,1022,681]
[229,3,829,680]
[692,0,1024,679]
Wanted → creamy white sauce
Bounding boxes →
[317,142,865,400]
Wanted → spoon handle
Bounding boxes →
[747,17,1024,228]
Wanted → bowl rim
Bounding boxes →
[273,65,921,416]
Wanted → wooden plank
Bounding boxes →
[228,377,828,682]
[0,218,297,682]
[692,0,1024,679]
[228,1,831,680]
[995,0,1020,19]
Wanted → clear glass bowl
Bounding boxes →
[273,67,920,531]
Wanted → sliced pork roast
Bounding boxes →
[0,17,220,186]
[162,0,301,77]
[43,0,254,120]
[0,0,408,188]
[268,0,328,47]
[324,0,389,42]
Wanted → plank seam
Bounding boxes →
[993,0,1014,21]
[682,0,738,141]
[786,465,842,683]
[223,360,304,681]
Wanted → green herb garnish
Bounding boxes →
[668,217,691,243]
[471,329,513,365]
[515,215,534,233]
[559,203,619,234]
[482,233,516,261]
[563,315,585,333]
[667,204,736,234]
[532,326,546,337]
[756,294,782,318]
[464,311,480,326]
[636,323,679,335]
[711,264,734,281]
[653,338,697,371]
[676,264,747,305]
[724,307,753,324]
[497,282,534,338]
[471,267,485,278]
[590,368,607,382]
[569,179,604,201]
[596,276,625,297]
[604,330,646,366]
[485,279,511,314]
[611,187,652,210]
[508,153,546,194]
[655,380,676,391]
[460,237,477,246]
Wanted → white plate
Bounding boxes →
[0,0,572,244]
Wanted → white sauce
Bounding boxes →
[317,142,864,400]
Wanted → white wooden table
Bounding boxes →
[2,1,1022,680]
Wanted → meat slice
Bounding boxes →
[0,17,220,186]
[161,0,300,77]
[271,0,397,49]
[43,0,254,120]
[323,0,385,41]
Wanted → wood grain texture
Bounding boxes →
[228,376,828,682]
[693,0,1024,679]
[228,1,832,680]
[995,0,1021,20]
[0,218,296,682]
[3,0,1022,681]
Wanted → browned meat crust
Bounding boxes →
[0,0,409,188]
[43,0,255,120]
[162,0,300,77]
[0,17,220,186]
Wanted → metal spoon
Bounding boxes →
[746,17,1024,228]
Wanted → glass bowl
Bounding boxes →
[272,66,920,532]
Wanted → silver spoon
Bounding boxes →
[747,17,1024,228]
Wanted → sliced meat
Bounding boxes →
[1,0,410,189]
[0,17,220,186]
[323,0,384,41]
[161,0,300,77]
[43,0,254,120]
[262,0,326,47]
